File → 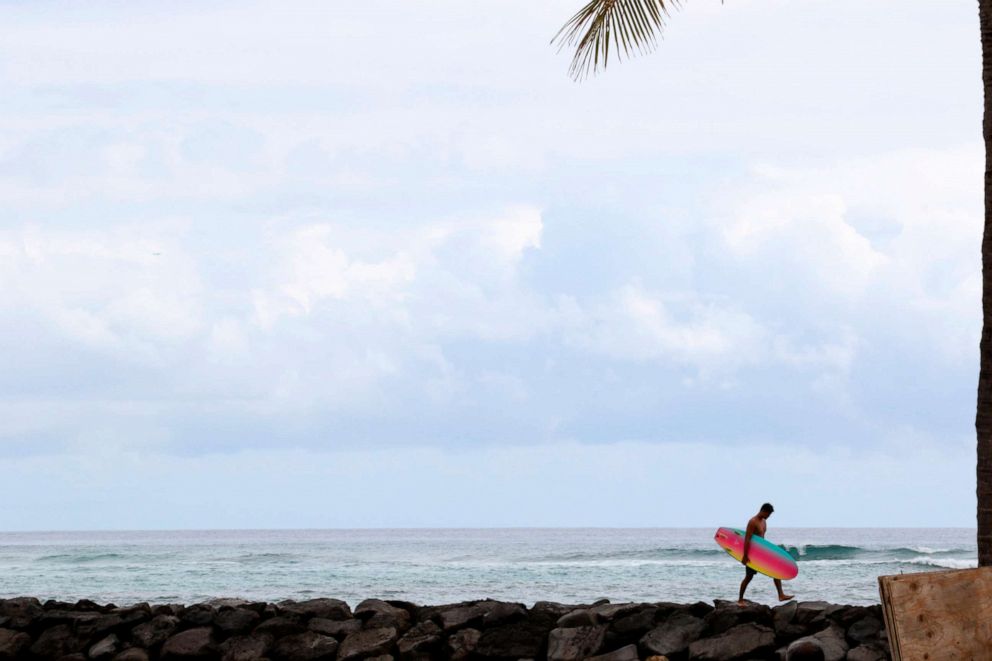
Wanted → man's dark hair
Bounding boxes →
[760,503,774,513]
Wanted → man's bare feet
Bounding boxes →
[737,599,748,606]
[778,594,794,602]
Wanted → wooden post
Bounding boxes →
[878,567,992,660]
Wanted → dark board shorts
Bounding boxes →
[745,565,757,578]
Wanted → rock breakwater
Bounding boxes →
[0,596,890,660]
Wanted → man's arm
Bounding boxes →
[742,521,756,565]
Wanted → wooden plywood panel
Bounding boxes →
[878,566,992,661]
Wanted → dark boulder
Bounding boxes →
[640,612,705,657]
[337,627,398,661]
[437,605,487,632]
[846,616,883,645]
[474,621,549,659]
[354,600,410,632]
[270,631,338,661]
[88,634,120,660]
[160,628,215,660]
[0,628,31,659]
[396,621,442,657]
[785,639,825,660]
[586,644,640,661]
[254,616,306,639]
[846,643,888,661]
[447,628,480,660]
[111,649,150,661]
[218,635,270,661]
[214,608,260,635]
[30,624,83,658]
[703,601,772,636]
[588,603,645,623]
[687,622,775,660]
[801,624,848,661]
[130,615,180,648]
[278,599,351,621]
[556,609,599,628]
[74,600,106,613]
[178,605,215,628]
[547,625,608,661]
[530,602,572,621]
[480,601,526,627]
[611,607,659,638]
[0,597,43,630]
[77,613,131,639]
[307,618,361,639]
[687,601,715,619]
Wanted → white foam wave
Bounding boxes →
[905,557,977,570]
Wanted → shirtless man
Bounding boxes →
[739,503,794,605]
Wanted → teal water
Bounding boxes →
[0,528,975,606]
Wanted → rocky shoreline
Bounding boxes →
[0,596,890,661]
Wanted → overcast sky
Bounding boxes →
[0,0,981,529]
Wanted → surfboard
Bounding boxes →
[714,527,798,580]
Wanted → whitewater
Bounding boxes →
[0,528,975,607]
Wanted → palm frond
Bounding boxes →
[553,0,676,80]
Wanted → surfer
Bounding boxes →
[739,503,795,605]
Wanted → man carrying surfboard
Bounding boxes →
[739,503,794,605]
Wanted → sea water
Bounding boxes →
[0,528,975,607]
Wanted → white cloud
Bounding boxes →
[564,282,766,371]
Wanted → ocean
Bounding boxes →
[0,528,975,607]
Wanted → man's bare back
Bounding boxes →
[738,503,794,605]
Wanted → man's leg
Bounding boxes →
[739,567,756,605]
[773,578,794,602]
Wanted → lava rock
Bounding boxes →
[130,615,180,648]
[704,601,772,636]
[612,607,659,639]
[787,624,848,661]
[354,601,410,632]
[785,639,825,660]
[547,625,608,661]
[396,620,442,657]
[254,616,306,638]
[111,648,149,661]
[30,624,83,658]
[270,631,339,661]
[218,635,270,661]
[0,597,43,630]
[278,599,351,621]
[160,627,215,659]
[0,628,31,659]
[556,609,599,628]
[587,644,640,661]
[846,643,888,661]
[474,620,551,659]
[214,608,260,635]
[480,601,526,627]
[88,634,120,660]
[337,627,398,661]
[447,628,481,661]
[308,618,361,638]
[687,623,775,660]
[179,605,215,628]
[589,603,645,622]
[640,612,705,657]
[438,605,488,632]
[846,616,883,645]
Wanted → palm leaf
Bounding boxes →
[553,0,676,80]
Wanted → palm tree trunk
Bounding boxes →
[979,0,992,566]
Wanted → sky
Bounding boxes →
[0,0,982,529]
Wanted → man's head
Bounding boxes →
[759,503,774,519]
